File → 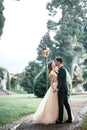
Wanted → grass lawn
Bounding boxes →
[82,113,87,129]
[0,94,87,126]
[0,94,42,126]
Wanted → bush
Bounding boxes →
[83,70,87,80]
[34,68,50,98]
[83,82,87,91]
[20,78,33,93]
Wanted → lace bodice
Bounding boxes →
[49,71,58,88]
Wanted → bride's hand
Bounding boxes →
[56,88,58,91]
[53,88,58,93]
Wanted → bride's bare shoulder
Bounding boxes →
[49,71,55,77]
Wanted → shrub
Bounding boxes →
[34,68,50,98]
[83,82,87,91]
[83,70,87,80]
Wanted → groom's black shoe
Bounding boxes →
[64,120,72,123]
[56,120,63,124]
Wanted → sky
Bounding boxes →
[0,0,50,73]
[0,0,61,74]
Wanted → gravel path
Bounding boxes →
[0,98,87,130]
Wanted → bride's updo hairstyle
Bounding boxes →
[48,61,53,74]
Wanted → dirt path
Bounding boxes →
[0,98,87,130]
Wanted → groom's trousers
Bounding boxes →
[58,91,72,122]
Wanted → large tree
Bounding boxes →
[37,0,87,73]
[0,0,5,37]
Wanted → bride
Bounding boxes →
[33,61,68,124]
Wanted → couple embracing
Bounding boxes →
[33,57,73,124]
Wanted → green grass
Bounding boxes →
[0,94,42,126]
[12,90,28,94]
[82,113,87,129]
[0,94,87,126]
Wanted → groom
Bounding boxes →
[55,57,72,124]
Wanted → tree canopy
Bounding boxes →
[20,61,42,93]
[0,0,5,37]
[36,0,87,73]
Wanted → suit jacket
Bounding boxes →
[57,66,68,92]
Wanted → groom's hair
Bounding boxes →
[55,57,63,63]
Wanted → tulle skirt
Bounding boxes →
[33,83,74,124]
[33,87,59,124]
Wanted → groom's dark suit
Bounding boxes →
[57,66,72,122]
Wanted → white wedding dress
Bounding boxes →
[33,71,68,124]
